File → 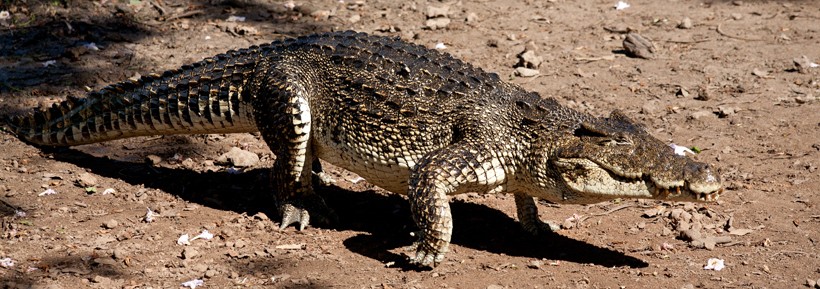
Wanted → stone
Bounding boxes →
[217,147,259,167]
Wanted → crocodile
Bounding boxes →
[3,30,723,268]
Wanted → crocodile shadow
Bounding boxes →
[48,144,647,271]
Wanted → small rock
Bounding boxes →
[91,275,111,284]
[642,207,664,217]
[466,12,479,23]
[527,260,543,269]
[486,39,499,48]
[348,14,361,23]
[793,55,816,74]
[678,17,693,29]
[182,248,199,259]
[92,257,118,266]
[805,279,816,288]
[192,263,208,273]
[561,218,575,229]
[517,50,543,69]
[103,220,118,229]
[425,17,450,30]
[703,239,716,250]
[426,6,449,18]
[181,158,196,169]
[640,101,660,115]
[679,229,702,241]
[145,154,162,166]
[253,212,269,221]
[730,13,743,20]
[76,172,98,188]
[623,33,656,59]
[205,269,218,278]
[514,67,540,77]
[689,110,714,120]
[217,147,259,167]
[716,106,739,118]
[752,68,770,78]
[695,86,711,101]
[113,248,127,260]
[677,87,691,98]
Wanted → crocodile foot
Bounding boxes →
[522,219,561,236]
[277,194,336,230]
[408,241,445,269]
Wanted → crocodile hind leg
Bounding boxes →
[514,195,560,235]
[252,79,334,230]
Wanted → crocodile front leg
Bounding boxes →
[514,195,560,235]
[408,144,510,268]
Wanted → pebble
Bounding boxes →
[678,17,693,29]
[145,154,162,166]
[90,275,111,284]
[113,248,127,260]
[192,263,208,272]
[75,172,98,187]
[623,33,656,59]
[425,17,450,30]
[689,110,714,120]
[253,212,269,221]
[466,12,479,23]
[182,248,199,259]
[103,219,119,229]
[514,67,540,77]
[205,269,218,278]
[426,6,449,18]
[731,13,743,20]
[93,257,118,266]
[716,106,739,118]
[517,50,543,69]
[181,158,196,169]
[793,55,815,74]
[217,147,259,167]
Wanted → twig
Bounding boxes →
[165,9,204,22]
[666,38,711,44]
[579,204,634,222]
[770,250,817,258]
[716,23,762,41]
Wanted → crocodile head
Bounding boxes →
[547,110,722,203]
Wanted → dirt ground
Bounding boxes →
[0,0,818,288]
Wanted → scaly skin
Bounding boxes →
[3,31,723,268]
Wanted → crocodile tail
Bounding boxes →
[5,49,265,147]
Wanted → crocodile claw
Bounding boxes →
[279,203,311,230]
[522,219,560,235]
[277,194,337,230]
[408,242,445,269]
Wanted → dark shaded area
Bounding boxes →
[46,147,648,272]
[50,145,275,215]
[0,254,126,287]
[0,0,331,94]
[229,257,334,288]
[339,195,649,271]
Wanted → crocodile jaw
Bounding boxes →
[554,158,723,202]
